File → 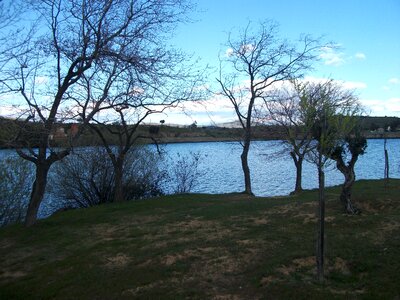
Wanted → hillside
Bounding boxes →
[1,179,399,299]
[2,116,400,148]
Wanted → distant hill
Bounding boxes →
[1,116,400,149]
[358,116,400,131]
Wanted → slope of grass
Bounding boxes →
[1,179,399,299]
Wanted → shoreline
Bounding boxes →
[1,134,400,150]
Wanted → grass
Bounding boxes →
[0,179,399,299]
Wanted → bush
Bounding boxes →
[50,146,167,208]
[122,147,167,200]
[0,156,34,226]
[170,152,203,194]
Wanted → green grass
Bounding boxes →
[1,179,399,299]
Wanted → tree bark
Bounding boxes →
[290,152,303,193]
[113,157,125,203]
[316,153,325,282]
[241,135,253,195]
[339,168,359,214]
[384,148,389,180]
[335,155,360,215]
[25,162,50,227]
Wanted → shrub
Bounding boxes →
[170,151,203,194]
[0,156,34,226]
[49,146,167,208]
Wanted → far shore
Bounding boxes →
[1,131,400,150]
[155,131,400,145]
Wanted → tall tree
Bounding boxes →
[217,21,320,195]
[0,0,193,226]
[79,60,201,203]
[305,79,362,281]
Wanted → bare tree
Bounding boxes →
[75,47,202,203]
[262,80,316,193]
[216,21,321,195]
[0,0,193,226]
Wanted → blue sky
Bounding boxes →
[159,0,400,125]
[1,1,399,125]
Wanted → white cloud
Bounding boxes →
[360,98,400,116]
[319,47,345,66]
[225,48,234,57]
[225,44,256,57]
[175,95,229,113]
[303,76,367,90]
[0,105,26,118]
[340,80,367,90]
[355,52,366,60]
[34,76,49,85]
[239,43,255,55]
[154,102,236,126]
[387,98,400,111]
[302,76,328,84]
[388,78,400,84]
[162,77,372,125]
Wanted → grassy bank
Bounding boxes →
[1,179,399,299]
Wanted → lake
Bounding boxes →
[1,138,399,218]
[163,139,400,196]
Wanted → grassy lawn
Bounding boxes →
[0,179,399,299]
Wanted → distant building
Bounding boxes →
[70,124,79,137]
[49,126,67,140]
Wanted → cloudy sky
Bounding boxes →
[155,0,400,125]
[1,0,399,125]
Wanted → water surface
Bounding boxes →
[1,139,399,218]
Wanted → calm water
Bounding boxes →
[1,139,399,218]
[163,139,400,196]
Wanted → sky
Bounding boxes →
[1,0,399,125]
[156,0,400,125]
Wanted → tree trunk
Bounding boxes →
[316,154,325,282]
[113,159,125,203]
[340,168,359,214]
[290,152,303,193]
[384,137,389,187]
[241,137,253,195]
[25,162,50,227]
[384,149,389,179]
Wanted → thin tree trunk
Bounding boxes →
[25,162,50,227]
[384,149,389,179]
[241,136,252,195]
[316,153,325,282]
